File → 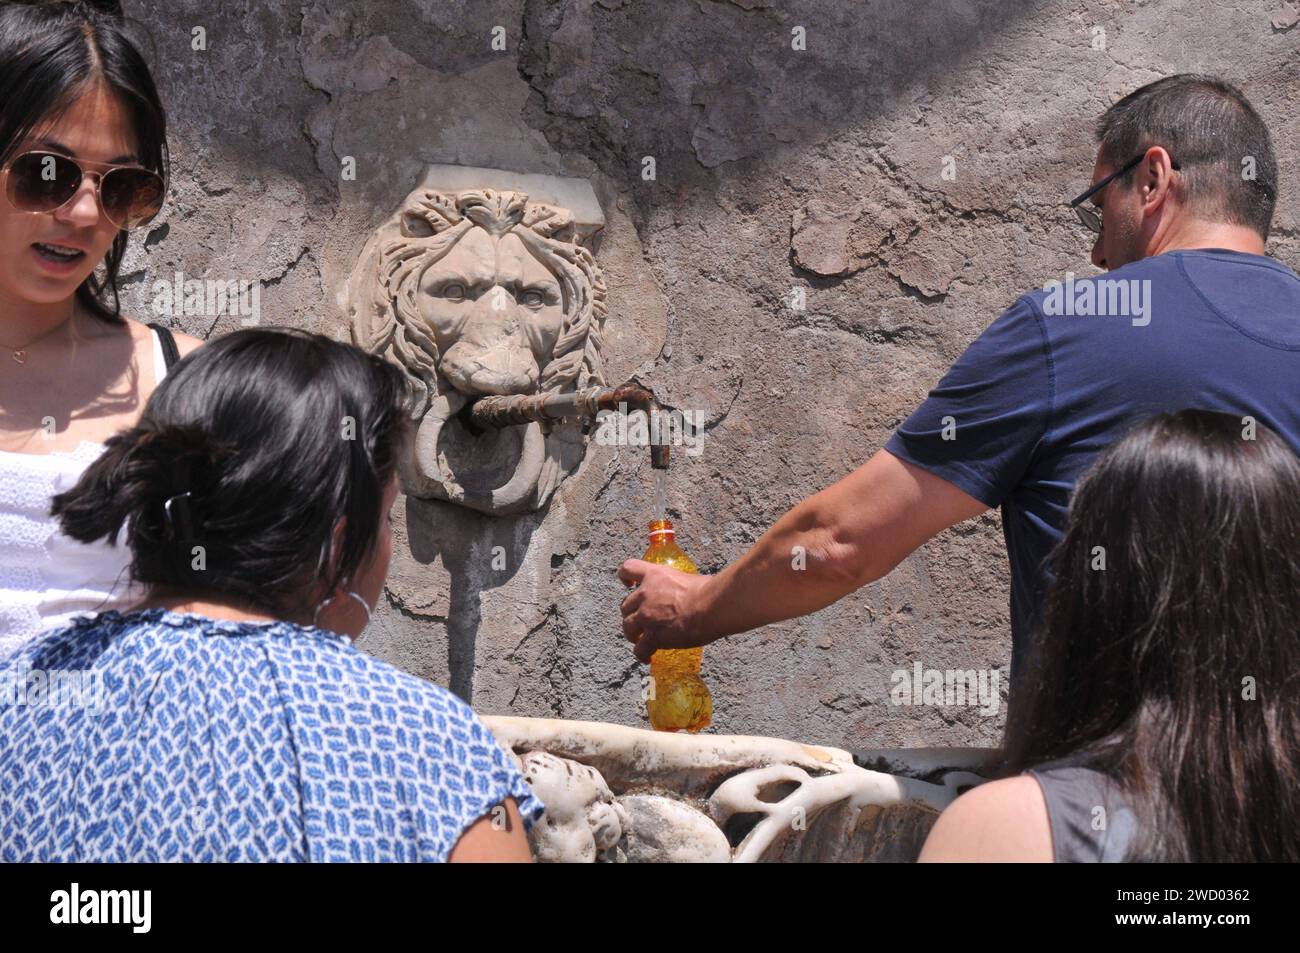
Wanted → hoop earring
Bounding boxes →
[312,585,372,642]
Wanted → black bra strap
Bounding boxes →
[146,321,181,371]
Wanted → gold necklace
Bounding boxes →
[4,314,75,364]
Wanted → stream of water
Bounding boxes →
[653,465,669,521]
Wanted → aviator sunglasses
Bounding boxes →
[2,150,165,231]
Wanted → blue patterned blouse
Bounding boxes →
[0,608,544,862]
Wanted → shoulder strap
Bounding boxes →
[146,321,181,370]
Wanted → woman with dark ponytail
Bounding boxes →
[0,1,203,655]
[921,410,1300,862]
[1,327,544,862]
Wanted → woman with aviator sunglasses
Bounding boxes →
[0,1,202,656]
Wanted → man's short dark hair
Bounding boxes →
[1097,74,1278,239]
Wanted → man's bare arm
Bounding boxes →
[619,448,989,661]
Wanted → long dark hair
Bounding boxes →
[1004,410,1300,861]
[0,0,167,323]
[50,329,414,620]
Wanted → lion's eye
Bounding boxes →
[442,283,466,300]
[520,289,545,307]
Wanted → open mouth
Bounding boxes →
[32,242,87,265]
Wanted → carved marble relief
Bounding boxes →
[348,181,607,514]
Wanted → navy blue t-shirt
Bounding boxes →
[885,249,1300,680]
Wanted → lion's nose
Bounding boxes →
[439,307,541,397]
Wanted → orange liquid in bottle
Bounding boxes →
[640,519,712,733]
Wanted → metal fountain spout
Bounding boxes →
[465,378,671,469]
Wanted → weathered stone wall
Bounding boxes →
[118,0,1300,750]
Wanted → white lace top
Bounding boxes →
[0,327,168,659]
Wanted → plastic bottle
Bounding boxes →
[639,518,712,733]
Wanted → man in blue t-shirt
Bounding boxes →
[619,74,1299,689]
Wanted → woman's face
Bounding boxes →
[0,83,139,310]
[318,472,400,639]
[351,472,401,623]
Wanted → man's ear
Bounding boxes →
[1141,146,1178,216]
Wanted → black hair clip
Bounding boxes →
[163,491,194,544]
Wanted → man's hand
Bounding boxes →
[614,449,989,663]
[618,559,717,662]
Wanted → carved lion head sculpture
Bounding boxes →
[347,187,608,514]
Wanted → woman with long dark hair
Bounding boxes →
[0,328,543,862]
[0,1,202,655]
[921,409,1300,861]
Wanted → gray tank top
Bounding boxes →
[1027,760,1138,862]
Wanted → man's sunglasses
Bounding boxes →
[2,150,165,231]
[1069,152,1180,235]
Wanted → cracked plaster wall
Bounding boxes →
[117,0,1299,750]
